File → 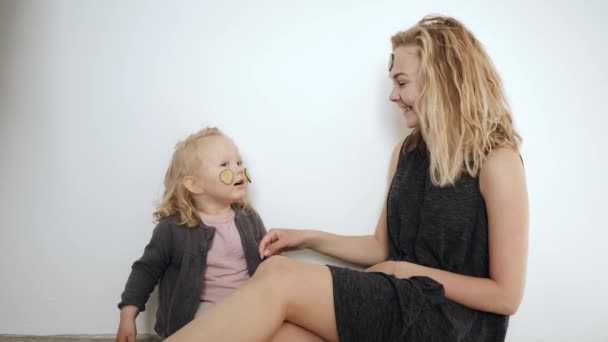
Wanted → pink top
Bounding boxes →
[199,210,249,303]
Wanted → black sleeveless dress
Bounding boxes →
[328,146,508,341]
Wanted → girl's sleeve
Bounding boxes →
[117,220,173,312]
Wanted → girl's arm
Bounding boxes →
[118,220,173,312]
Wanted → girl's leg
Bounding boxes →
[166,256,339,342]
[269,323,326,342]
[193,301,214,318]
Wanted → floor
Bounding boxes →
[0,336,161,342]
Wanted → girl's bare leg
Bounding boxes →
[166,256,339,342]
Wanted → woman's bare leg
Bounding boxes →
[166,256,339,342]
[269,323,326,342]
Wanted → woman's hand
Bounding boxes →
[258,229,311,259]
[365,261,397,276]
[365,260,419,279]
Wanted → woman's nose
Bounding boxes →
[389,86,400,102]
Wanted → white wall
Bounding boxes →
[1,0,606,340]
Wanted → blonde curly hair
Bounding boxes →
[153,127,251,227]
[393,15,522,186]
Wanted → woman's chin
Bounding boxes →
[404,116,419,129]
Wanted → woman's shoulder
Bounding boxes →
[483,147,522,171]
[479,147,525,194]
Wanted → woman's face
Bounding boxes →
[389,45,422,129]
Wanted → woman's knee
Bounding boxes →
[255,256,302,295]
[256,255,292,276]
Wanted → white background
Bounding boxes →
[1,0,606,341]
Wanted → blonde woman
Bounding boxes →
[167,15,529,342]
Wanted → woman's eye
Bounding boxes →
[220,162,228,167]
[237,161,243,166]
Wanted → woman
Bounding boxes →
[166,15,529,342]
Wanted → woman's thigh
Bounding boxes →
[256,256,339,341]
[269,322,326,342]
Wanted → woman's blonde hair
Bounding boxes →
[153,127,251,227]
[392,15,522,186]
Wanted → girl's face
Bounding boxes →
[189,136,248,206]
[389,45,422,129]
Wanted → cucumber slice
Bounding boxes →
[219,169,233,185]
[245,168,252,183]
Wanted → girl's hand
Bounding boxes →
[116,305,138,342]
[116,318,137,342]
[258,229,309,258]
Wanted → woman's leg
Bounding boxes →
[269,323,326,342]
[195,301,324,341]
[166,256,339,342]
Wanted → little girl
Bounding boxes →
[116,127,267,341]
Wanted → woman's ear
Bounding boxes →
[182,176,204,195]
